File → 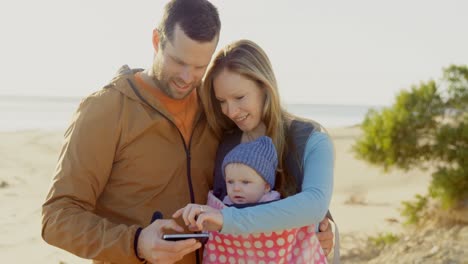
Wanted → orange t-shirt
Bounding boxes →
[135,73,198,145]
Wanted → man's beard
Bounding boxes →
[152,67,200,100]
[152,71,172,97]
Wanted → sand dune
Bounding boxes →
[0,127,433,263]
[328,127,432,236]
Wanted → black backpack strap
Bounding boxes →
[285,120,317,191]
[212,129,242,199]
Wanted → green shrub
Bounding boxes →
[368,232,399,248]
[400,194,428,225]
[353,65,468,214]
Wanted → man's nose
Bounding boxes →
[179,66,194,84]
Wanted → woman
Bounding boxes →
[174,40,336,260]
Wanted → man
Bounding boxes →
[41,0,334,263]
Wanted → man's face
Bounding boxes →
[153,24,218,100]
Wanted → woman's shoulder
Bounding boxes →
[306,131,332,147]
[286,119,319,147]
[287,119,333,159]
[289,118,325,133]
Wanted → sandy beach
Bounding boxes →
[0,127,434,263]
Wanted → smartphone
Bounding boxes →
[162,233,209,243]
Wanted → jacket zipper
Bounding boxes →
[128,79,205,264]
[127,79,198,203]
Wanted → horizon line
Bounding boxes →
[0,93,388,107]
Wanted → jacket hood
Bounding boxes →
[103,65,143,100]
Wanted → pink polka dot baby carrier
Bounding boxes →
[203,192,328,264]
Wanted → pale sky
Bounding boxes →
[1,0,467,105]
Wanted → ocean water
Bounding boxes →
[0,96,80,131]
[285,104,375,128]
[0,95,380,131]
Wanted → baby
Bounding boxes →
[174,136,328,263]
[222,136,280,205]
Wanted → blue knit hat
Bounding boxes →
[222,136,278,189]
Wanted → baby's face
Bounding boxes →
[225,163,270,204]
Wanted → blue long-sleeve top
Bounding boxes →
[220,132,334,234]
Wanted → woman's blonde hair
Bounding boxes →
[200,39,298,196]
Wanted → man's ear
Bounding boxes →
[152,29,160,53]
[264,183,271,193]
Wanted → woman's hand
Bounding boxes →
[316,217,334,256]
[172,204,224,232]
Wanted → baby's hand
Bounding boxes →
[172,204,223,231]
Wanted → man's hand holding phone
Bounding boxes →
[138,219,202,264]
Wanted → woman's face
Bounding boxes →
[213,69,266,133]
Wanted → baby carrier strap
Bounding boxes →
[212,129,243,200]
[286,120,317,190]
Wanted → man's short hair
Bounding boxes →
[158,0,221,47]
